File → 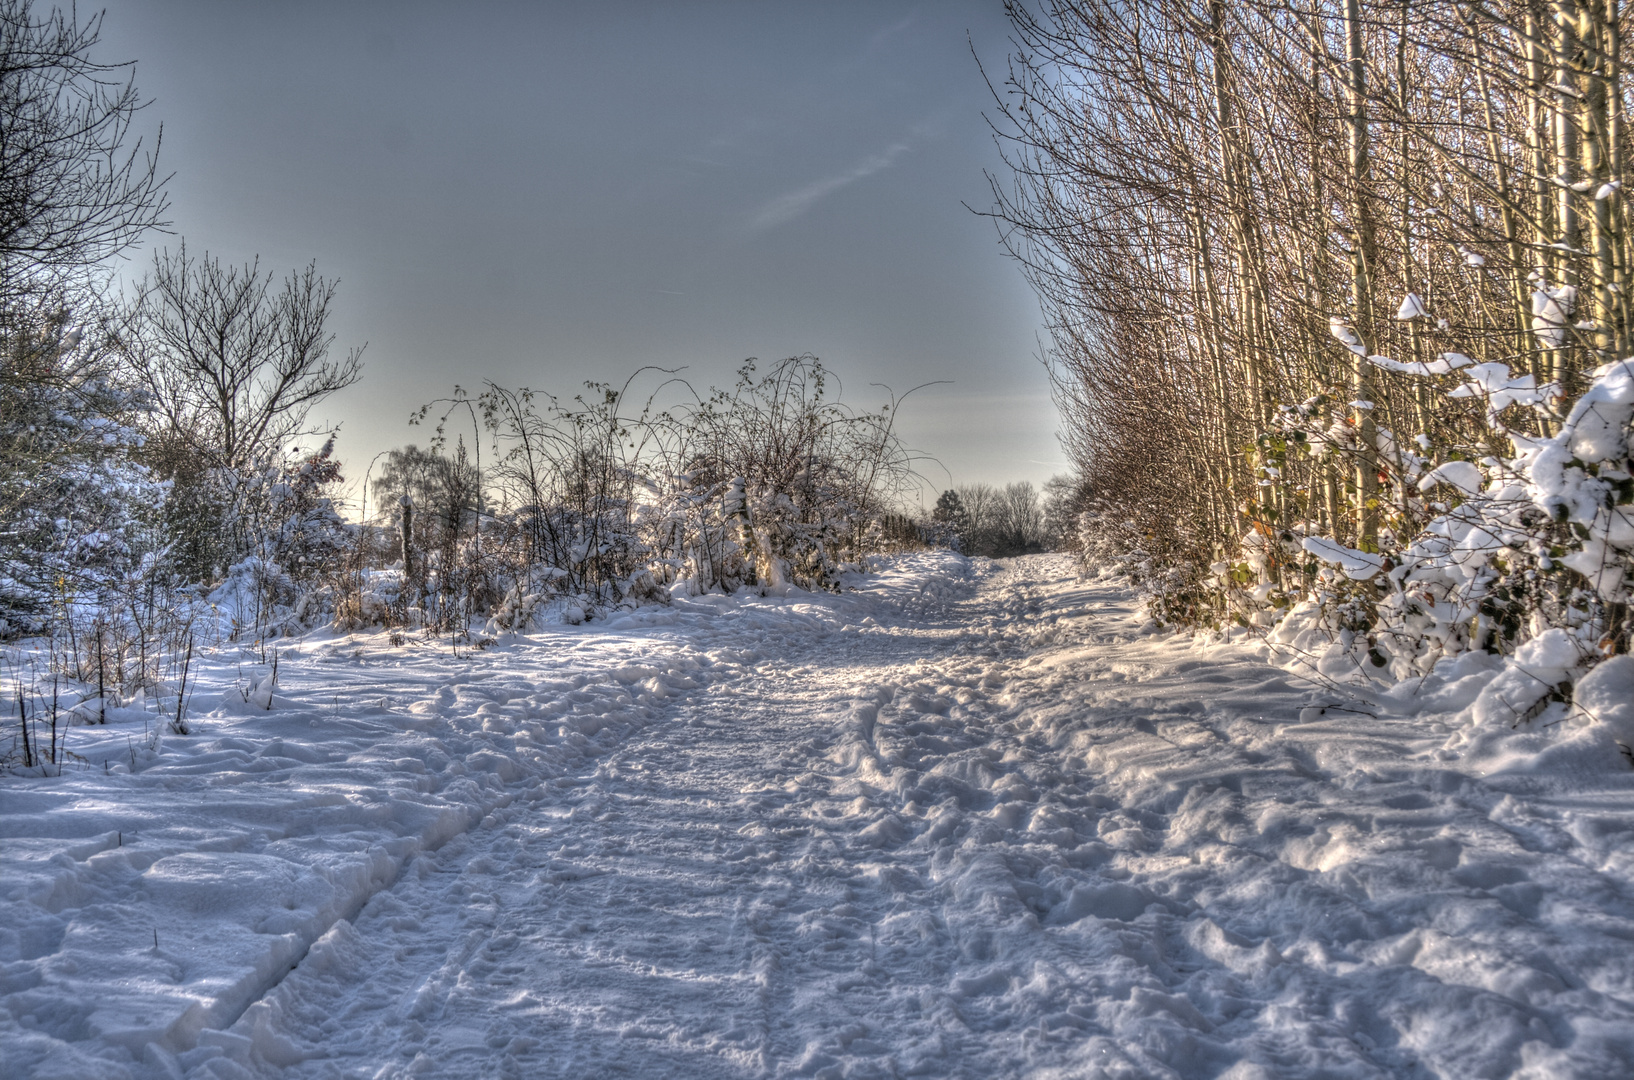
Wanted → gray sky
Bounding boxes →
[99,0,1062,504]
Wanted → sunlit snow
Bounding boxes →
[4,555,1632,1078]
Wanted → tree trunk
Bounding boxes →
[400,495,417,602]
[1345,0,1380,549]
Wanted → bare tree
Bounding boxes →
[0,0,169,297]
[954,483,1000,554]
[121,244,364,471]
[996,481,1044,555]
[949,481,1047,557]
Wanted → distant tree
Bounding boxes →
[933,489,969,535]
[877,511,923,549]
[996,481,1044,555]
[949,482,1047,557]
[1040,474,1087,551]
[955,483,999,554]
[374,443,483,550]
[372,440,488,624]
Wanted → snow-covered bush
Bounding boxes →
[1273,358,1631,675]
[1075,499,1217,628]
[353,357,924,635]
[1150,352,1630,761]
[202,438,353,639]
[0,310,170,636]
[673,357,916,591]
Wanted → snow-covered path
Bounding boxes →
[7,554,1634,1078]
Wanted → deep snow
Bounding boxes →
[4,553,1633,1079]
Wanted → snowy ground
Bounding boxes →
[4,553,1634,1079]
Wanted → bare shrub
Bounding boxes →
[339,357,925,638]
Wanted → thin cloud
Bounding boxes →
[749,142,911,230]
[866,10,920,52]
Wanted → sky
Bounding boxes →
[95,0,1063,507]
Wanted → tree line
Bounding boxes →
[989,0,1634,667]
[930,477,1081,557]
